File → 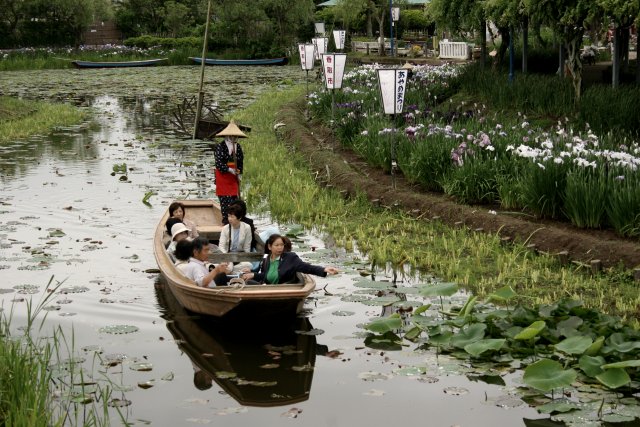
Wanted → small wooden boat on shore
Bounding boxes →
[71,58,168,69]
[189,57,288,66]
[153,199,316,317]
[155,280,318,406]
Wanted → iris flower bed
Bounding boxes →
[309,64,640,237]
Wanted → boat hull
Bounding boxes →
[71,58,168,68]
[190,57,289,66]
[153,199,315,317]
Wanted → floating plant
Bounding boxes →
[130,362,153,372]
[14,284,39,294]
[59,286,90,294]
[99,324,139,334]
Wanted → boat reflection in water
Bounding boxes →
[155,278,326,407]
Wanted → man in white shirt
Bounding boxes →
[183,237,228,288]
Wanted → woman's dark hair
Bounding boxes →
[227,204,243,219]
[229,199,247,218]
[169,202,186,217]
[165,217,183,234]
[175,239,193,262]
[282,236,292,252]
[191,237,209,256]
[264,233,285,255]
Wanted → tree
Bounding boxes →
[426,0,485,63]
[334,0,368,47]
[597,0,639,87]
[526,0,603,101]
[163,1,193,37]
[0,0,27,47]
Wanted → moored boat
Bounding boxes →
[71,58,168,68]
[189,57,289,66]
[153,199,315,317]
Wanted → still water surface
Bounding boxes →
[0,66,547,426]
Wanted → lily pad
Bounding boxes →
[536,400,580,414]
[523,359,577,392]
[464,338,506,357]
[514,320,546,340]
[99,325,139,334]
[555,336,593,355]
[450,323,486,349]
[130,362,153,372]
[353,280,395,290]
[365,314,402,334]
[418,282,458,297]
[596,368,631,389]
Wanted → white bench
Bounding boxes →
[439,41,470,60]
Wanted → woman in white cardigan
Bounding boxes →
[218,205,252,253]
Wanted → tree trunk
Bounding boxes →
[622,27,630,71]
[366,10,373,38]
[377,13,385,56]
[612,26,620,88]
[480,18,487,69]
[564,34,583,102]
[497,26,510,66]
[522,16,529,73]
[558,43,565,77]
[637,39,639,84]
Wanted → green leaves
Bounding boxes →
[514,320,546,340]
[364,314,402,334]
[418,282,458,297]
[464,339,506,357]
[451,323,486,348]
[554,336,593,355]
[523,359,577,392]
[596,368,631,389]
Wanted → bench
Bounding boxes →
[439,41,470,60]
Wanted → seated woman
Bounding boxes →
[218,205,252,254]
[168,202,199,239]
[174,239,193,274]
[229,199,257,251]
[166,222,191,263]
[241,234,339,284]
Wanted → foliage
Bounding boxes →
[123,35,201,49]
[579,85,640,137]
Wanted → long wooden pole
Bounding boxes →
[193,0,213,140]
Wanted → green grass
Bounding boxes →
[0,97,85,143]
[234,86,640,322]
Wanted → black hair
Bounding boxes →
[227,204,243,219]
[174,239,193,262]
[165,217,183,234]
[169,202,186,217]
[229,199,247,217]
[191,237,209,256]
[264,233,285,255]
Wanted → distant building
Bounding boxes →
[82,21,122,46]
[318,0,429,7]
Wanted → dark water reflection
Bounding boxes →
[0,67,550,426]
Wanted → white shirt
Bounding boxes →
[182,257,214,287]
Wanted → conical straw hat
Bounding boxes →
[216,120,247,138]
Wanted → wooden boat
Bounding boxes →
[153,199,316,317]
[155,279,319,406]
[189,57,289,66]
[71,58,168,68]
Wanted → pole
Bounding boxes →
[233,140,240,198]
[391,113,396,189]
[331,89,336,150]
[389,0,394,57]
[193,0,212,140]
[508,27,514,83]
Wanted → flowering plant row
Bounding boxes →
[309,64,640,237]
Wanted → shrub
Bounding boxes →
[562,167,608,228]
[124,36,201,49]
[580,85,640,137]
[606,170,640,237]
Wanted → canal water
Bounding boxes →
[0,67,549,426]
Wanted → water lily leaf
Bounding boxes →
[362,295,400,306]
[514,321,546,340]
[353,280,394,290]
[554,336,593,355]
[99,325,139,334]
[138,380,155,389]
[413,304,432,316]
[601,359,640,369]
[555,316,583,337]
[536,400,579,414]
[488,285,517,302]
[358,371,393,381]
[130,362,153,372]
[596,368,630,389]
[464,339,506,357]
[418,282,458,297]
[365,314,402,334]
[523,359,577,392]
[458,295,477,318]
[578,355,605,378]
[332,310,355,316]
[404,326,422,341]
[450,323,486,349]
[161,372,174,381]
[466,374,505,386]
[393,366,426,376]
[429,330,453,346]
[604,333,640,354]
[364,331,402,351]
[584,336,604,356]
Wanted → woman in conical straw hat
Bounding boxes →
[213,120,247,224]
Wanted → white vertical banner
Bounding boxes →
[312,37,328,60]
[314,22,325,36]
[333,30,346,50]
[322,53,347,89]
[392,7,400,21]
[377,68,407,114]
[298,43,315,70]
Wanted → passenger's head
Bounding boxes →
[191,237,210,261]
[193,370,213,390]
[171,223,190,242]
[227,204,243,225]
[282,236,293,252]
[165,217,182,235]
[265,234,286,257]
[229,200,247,218]
[169,202,186,220]
[174,239,193,262]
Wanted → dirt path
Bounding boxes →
[277,101,640,271]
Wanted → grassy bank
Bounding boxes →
[235,86,640,321]
[0,97,85,143]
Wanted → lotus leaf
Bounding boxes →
[418,282,458,297]
[488,285,517,302]
[601,359,640,369]
[365,314,402,334]
[364,331,402,351]
[555,316,583,338]
[458,295,477,318]
[404,326,422,341]
[596,367,631,389]
[413,304,432,316]
[514,321,546,340]
[464,339,506,357]
[554,336,593,355]
[353,280,395,290]
[604,333,640,353]
[536,400,580,414]
[450,323,486,349]
[584,336,604,356]
[523,359,577,392]
[362,295,401,306]
[578,355,605,378]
